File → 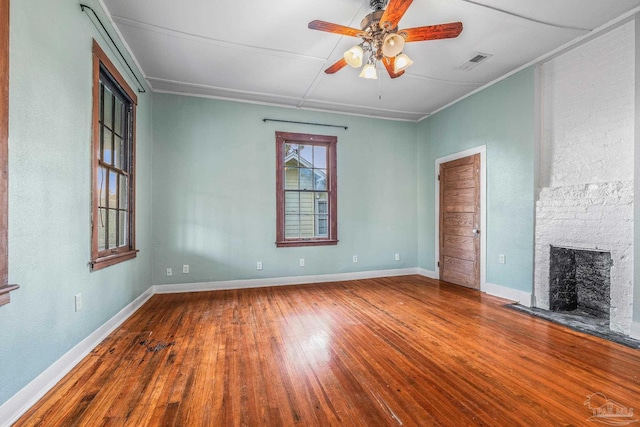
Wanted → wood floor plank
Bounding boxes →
[13,275,640,426]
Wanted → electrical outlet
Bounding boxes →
[299,258,305,267]
[257,261,263,270]
[166,268,173,276]
[499,254,506,264]
[182,264,189,274]
[75,293,82,312]
[353,255,358,263]
[395,253,400,261]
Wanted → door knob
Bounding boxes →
[472,228,480,236]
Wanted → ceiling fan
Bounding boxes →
[308,0,463,79]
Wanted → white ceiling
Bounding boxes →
[102,0,640,121]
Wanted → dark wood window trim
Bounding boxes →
[275,131,338,248]
[90,40,138,271]
[0,0,18,306]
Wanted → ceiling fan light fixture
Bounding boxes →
[359,62,378,79]
[381,33,405,57]
[343,45,364,68]
[394,53,414,73]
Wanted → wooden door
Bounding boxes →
[439,154,480,289]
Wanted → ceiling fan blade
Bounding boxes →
[308,20,362,37]
[380,0,413,28]
[325,58,348,74]
[402,22,463,42]
[383,57,405,79]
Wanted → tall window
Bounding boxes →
[0,0,17,306]
[90,41,137,270]
[276,132,337,247]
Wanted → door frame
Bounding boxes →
[435,146,487,291]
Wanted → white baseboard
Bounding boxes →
[416,268,437,279]
[631,321,640,340]
[484,282,533,307]
[0,288,154,427]
[154,268,421,294]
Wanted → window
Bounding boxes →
[0,0,17,306]
[90,41,138,270]
[276,132,337,247]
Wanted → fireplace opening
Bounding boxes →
[549,246,612,319]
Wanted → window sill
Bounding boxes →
[0,284,19,307]
[276,239,338,248]
[90,249,138,271]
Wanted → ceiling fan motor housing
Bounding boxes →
[369,0,387,11]
[360,10,384,30]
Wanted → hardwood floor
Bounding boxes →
[14,275,640,426]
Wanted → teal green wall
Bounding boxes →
[417,69,536,292]
[634,15,640,331]
[151,95,418,285]
[0,0,153,406]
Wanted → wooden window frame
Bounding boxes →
[90,40,138,271]
[275,131,338,248]
[0,0,17,305]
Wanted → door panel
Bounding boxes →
[439,154,480,289]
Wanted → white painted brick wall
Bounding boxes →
[541,22,634,187]
[536,22,635,335]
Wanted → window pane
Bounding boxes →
[300,215,315,238]
[284,167,298,190]
[285,143,297,158]
[114,98,123,137]
[299,193,314,237]
[98,166,107,208]
[299,145,313,166]
[314,169,327,191]
[285,215,299,238]
[108,209,117,249]
[113,135,122,169]
[119,174,128,210]
[313,146,327,168]
[300,192,314,215]
[299,168,313,190]
[119,210,127,247]
[98,208,107,251]
[284,191,299,215]
[103,86,113,129]
[103,128,113,164]
[317,215,328,236]
[315,193,328,214]
[108,170,117,209]
[99,86,104,124]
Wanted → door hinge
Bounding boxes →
[437,174,440,181]
[437,261,440,267]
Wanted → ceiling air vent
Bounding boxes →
[458,53,492,71]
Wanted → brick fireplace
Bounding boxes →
[535,183,633,333]
[534,22,634,335]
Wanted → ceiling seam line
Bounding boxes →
[111,16,327,62]
[299,0,372,108]
[455,0,592,32]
